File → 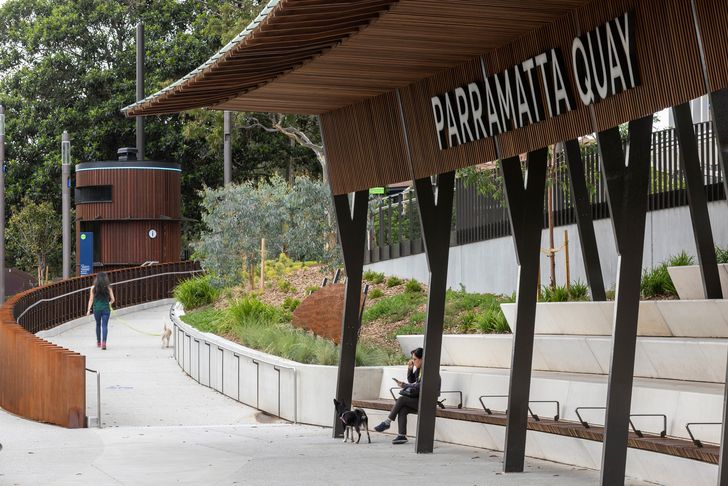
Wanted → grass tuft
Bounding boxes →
[173,275,219,310]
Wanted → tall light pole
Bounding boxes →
[62,131,71,280]
[136,23,145,160]
[0,106,5,301]
[224,111,232,185]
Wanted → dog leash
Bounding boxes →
[109,307,164,337]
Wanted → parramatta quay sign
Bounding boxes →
[431,12,639,150]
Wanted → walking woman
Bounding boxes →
[86,272,115,350]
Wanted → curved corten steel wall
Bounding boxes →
[0,261,201,428]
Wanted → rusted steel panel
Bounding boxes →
[0,262,201,428]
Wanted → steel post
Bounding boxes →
[673,102,721,298]
[62,131,71,279]
[412,171,455,453]
[501,149,548,472]
[331,190,368,438]
[563,139,606,300]
[710,87,728,486]
[224,111,232,185]
[598,115,653,486]
[136,23,145,160]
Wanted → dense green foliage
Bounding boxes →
[363,270,385,284]
[362,284,512,335]
[173,275,219,310]
[194,176,337,285]
[717,246,728,264]
[7,199,62,283]
[180,296,400,366]
[539,281,590,302]
[640,251,695,299]
[0,0,321,275]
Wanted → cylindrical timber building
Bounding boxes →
[74,147,181,274]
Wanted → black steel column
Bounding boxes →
[332,190,369,438]
[502,148,548,472]
[412,171,455,453]
[710,87,728,486]
[599,115,653,486]
[563,140,607,301]
[673,103,721,299]
[394,88,454,453]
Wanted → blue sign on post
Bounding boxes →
[79,232,93,276]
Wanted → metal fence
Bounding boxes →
[365,122,724,264]
[1,261,202,429]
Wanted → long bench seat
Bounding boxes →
[353,398,720,464]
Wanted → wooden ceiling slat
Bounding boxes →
[124,0,597,117]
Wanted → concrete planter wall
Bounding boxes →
[500,300,728,337]
[668,264,728,300]
[171,303,382,426]
[397,332,728,383]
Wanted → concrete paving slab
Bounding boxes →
[0,302,651,485]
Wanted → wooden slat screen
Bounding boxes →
[323,0,727,194]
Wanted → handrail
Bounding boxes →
[388,386,462,409]
[16,269,203,322]
[479,394,508,415]
[685,422,721,448]
[478,395,559,421]
[85,368,101,428]
[1,261,200,429]
[575,407,667,438]
[528,400,560,422]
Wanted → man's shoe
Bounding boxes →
[374,421,390,432]
[392,435,408,444]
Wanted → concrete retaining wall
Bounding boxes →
[365,202,728,295]
[170,303,382,426]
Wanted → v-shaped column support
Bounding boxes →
[563,140,607,301]
[709,87,728,486]
[673,103,721,298]
[598,115,653,486]
[412,170,455,453]
[502,148,548,472]
[331,190,369,438]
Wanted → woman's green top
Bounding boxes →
[93,291,111,312]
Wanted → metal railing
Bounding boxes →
[2,261,200,429]
[685,422,721,448]
[478,395,560,422]
[574,407,667,438]
[85,368,101,428]
[366,121,724,264]
[388,387,462,409]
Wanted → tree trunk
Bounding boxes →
[548,144,558,289]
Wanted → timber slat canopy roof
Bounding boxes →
[122,0,593,116]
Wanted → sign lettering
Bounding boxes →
[432,12,639,150]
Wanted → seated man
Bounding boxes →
[374,347,438,444]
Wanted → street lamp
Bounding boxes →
[62,131,71,279]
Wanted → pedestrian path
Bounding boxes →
[0,302,648,485]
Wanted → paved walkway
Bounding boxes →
[0,302,648,485]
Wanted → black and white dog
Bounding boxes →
[333,399,371,444]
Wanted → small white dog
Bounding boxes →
[161,323,172,348]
